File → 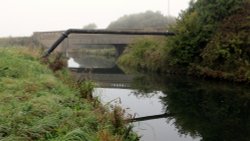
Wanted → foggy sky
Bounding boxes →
[0,0,190,37]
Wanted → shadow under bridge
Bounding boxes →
[66,33,130,56]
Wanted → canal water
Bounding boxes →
[68,52,250,141]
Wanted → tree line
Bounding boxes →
[118,0,250,82]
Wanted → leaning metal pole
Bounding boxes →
[42,29,175,57]
[127,113,172,122]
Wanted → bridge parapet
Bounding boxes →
[33,31,67,52]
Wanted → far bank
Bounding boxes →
[118,0,250,83]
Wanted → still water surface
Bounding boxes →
[68,52,250,141]
[94,88,198,141]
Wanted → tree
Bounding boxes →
[83,23,97,29]
[107,11,176,30]
[168,0,245,65]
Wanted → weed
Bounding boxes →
[74,80,95,99]
[0,47,136,141]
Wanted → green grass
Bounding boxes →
[0,47,138,141]
[117,37,171,73]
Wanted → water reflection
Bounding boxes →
[131,74,250,141]
[68,58,80,68]
[93,88,194,141]
[67,52,115,68]
[160,77,250,141]
[68,53,250,141]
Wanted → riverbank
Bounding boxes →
[0,47,137,141]
[118,0,250,83]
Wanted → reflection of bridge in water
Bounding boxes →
[70,66,135,89]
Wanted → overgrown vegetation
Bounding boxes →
[0,47,138,141]
[119,0,250,82]
[118,37,170,72]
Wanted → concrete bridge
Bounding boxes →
[33,31,154,56]
[33,29,174,57]
[33,31,139,50]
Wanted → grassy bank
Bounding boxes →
[0,47,137,141]
[118,0,250,82]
